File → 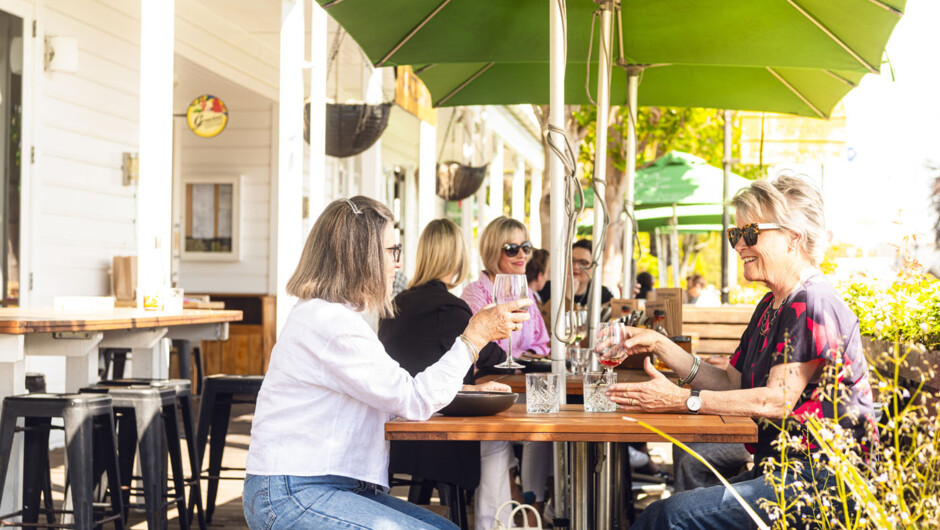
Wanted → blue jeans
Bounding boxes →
[632,464,827,529]
[243,474,459,530]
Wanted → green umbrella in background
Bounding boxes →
[576,151,751,211]
[634,151,752,208]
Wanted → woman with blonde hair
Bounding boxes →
[380,218,514,529]
[244,198,531,530]
[461,216,551,527]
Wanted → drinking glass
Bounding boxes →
[566,347,591,376]
[493,273,528,370]
[526,373,560,414]
[594,322,625,375]
[583,372,617,412]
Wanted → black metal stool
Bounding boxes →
[195,374,263,523]
[24,373,56,525]
[80,385,187,530]
[100,349,131,380]
[0,393,125,529]
[96,379,206,530]
[169,341,204,395]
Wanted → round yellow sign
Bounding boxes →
[186,95,228,138]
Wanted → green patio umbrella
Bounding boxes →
[634,151,752,208]
[576,151,751,210]
[321,0,904,117]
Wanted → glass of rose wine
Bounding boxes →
[493,273,528,370]
[594,322,625,375]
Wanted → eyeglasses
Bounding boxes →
[572,259,592,269]
[502,241,534,258]
[727,223,784,247]
[386,244,402,263]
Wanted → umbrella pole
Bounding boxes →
[621,69,639,299]
[549,0,570,526]
[721,109,732,304]
[589,3,615,530]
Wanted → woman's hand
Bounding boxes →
[620,326,668,358]
[463,299,532,351]
[606,357,687,413]
[463,381,512,393]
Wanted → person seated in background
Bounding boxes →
[538,239,614,308]
[684,274,706,304]
[636,271,654,299]
[461,216,551,528]
[526,249,550,303]
[379,218,515,530]
[463,216,550,361]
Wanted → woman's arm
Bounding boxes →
[608,356,823,419]
[614,327,742,391]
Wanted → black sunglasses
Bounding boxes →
[386,244,402,263]
[727,223,783,247]
[502,241,534,258]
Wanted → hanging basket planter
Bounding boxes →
[305,102,392,158]
[436,161,488,201]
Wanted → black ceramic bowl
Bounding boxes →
[438,391,518,417]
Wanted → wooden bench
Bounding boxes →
[682,306,754,357]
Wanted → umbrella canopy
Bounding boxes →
[575,151,752,210]
[634,151,752,208]
[320,0,905,118]
[414,62,863,118]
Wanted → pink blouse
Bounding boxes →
[461,271,551,358]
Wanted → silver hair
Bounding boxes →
[731,174,827,266]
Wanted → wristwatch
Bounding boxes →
[686,389,702,414]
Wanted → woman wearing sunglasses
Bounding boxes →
[460,216,551,527]
[601,176,875,529]
[243,198,531,530]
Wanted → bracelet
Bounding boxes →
[676,354,701,387]
[459,335,480,363]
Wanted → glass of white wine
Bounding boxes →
[493,273,528,370]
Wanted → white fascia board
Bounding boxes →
[176,1,279,101]
[484,106,544,171]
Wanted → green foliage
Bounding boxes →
[573,106,763,180]
[838,236,940,351]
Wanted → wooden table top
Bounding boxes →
[386,404,757,443]
[477,370,676,395]
[0,308,244,334]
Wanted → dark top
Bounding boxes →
[538,280,614,308]
[729,275,875,466]
[378,280,504,489]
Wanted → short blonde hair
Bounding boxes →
[286,196,395,317]
[409,218,470,289]
[479,216,528,275]
[731,174,827,266]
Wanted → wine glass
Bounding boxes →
[492,273,528,370]
[594,322,625,375]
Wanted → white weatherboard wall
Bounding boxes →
[174,56,274,294]
[32,0,142,304]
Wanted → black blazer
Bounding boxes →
[378,280,503,489]
[379,280,505,383]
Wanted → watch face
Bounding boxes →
[687,395,703,412]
